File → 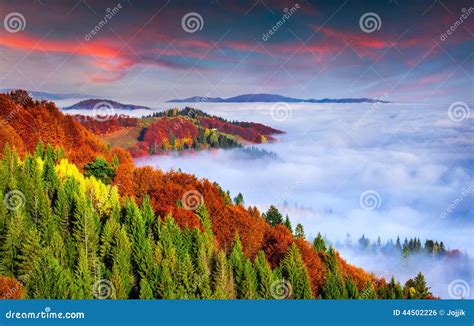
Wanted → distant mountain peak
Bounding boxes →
[63,99,152,111]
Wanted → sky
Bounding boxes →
[0,0,472,103]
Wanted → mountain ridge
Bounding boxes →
[0,88,94,100]
[64,99,153,111]
[168,93,391,104]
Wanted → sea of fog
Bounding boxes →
[58,100,473,298]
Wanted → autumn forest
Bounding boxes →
[0,90,434,300]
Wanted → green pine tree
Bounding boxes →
[279,243,313,299]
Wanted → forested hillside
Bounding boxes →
[75,106,283,157]
[0,91,433,299]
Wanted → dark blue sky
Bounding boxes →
[0,0,472,103]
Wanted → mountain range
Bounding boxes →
[0,88,93,100]
[167,93,390,104]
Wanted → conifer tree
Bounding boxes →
[387,276,403,299]
[140,195,155,231]
[229,235,245,298]
[313,232,326,252]
[359,281,376,299]
[27,254,74,299]
[233,193,244,205]
[211,251,235,299]
[279,243,313,299]
[110,227,134,299]
[240,260,258,299]
[194,234,212,298]
[176,252,195,298]
[294,224,305,239]
[254,251,273,298]
[346,276,359,299]
[0,210,26,276]
[322,247,347,299]
[74,249,94,299]
[17,227,43,279]
[413,272,431,299]
[124,200,153,281]
[73,196,99,270]
[263,205,283,226]
[283,215,292,234]
[139,278,154,299]
[322,271,342,299]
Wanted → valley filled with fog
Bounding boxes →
[61,101,473,298]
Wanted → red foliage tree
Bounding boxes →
[336,251,375,290]
[0,276,23,299]
[295,238,327,297]
[75,115,138,135]
[262,224,294,268]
